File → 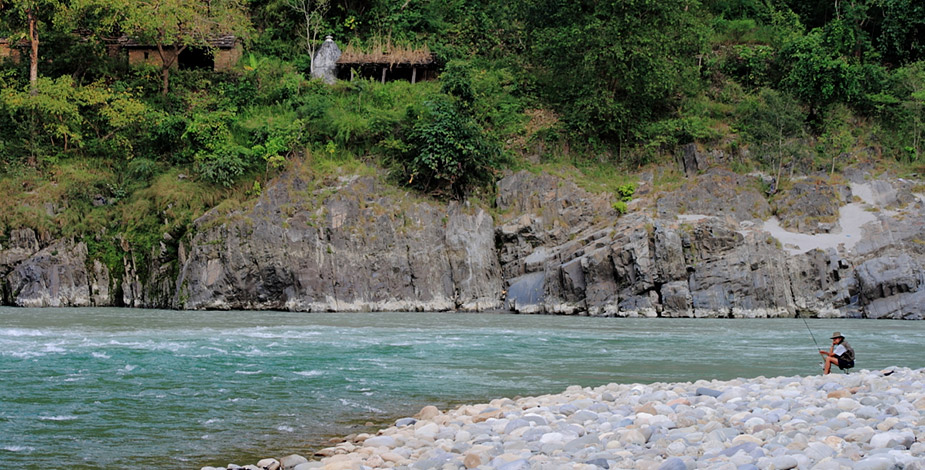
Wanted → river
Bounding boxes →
[1,307,923,469]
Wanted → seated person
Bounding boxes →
[819,332,854,375]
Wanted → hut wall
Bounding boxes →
[127,45,239,71]
[0,43,20,63]
[213,43,242,71]
[128,48,177,68]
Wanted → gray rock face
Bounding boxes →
[4,239,102,307]
[0,229,40,267]
[3,162,925,319]
[857,254,922,303]
[787,248,858,317]
[493,169,925,318]
[173,174,502,311]
[494,170,794,317]
[773,179,851,234]
[656,169,771,222]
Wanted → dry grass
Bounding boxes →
[337,38,433,66]
[523,109,559,137]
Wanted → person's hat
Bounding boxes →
[831,332,844,339]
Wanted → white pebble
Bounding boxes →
[204,368,925,470]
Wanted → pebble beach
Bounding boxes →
[205,367,925,470]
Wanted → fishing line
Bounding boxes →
[800,314,821,350]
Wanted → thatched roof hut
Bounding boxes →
[335,39,436,83]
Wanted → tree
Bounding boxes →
[523,0,709,147]
[0,0,65,93]
[0,76,154,164]
[116,0,250,95]
[737,88,805,181]
[778,27,884,115]
[869,0,925,65]
[284,0,329,75]
[878,62,925,161]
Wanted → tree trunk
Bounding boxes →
[305,7,314,74]
[161,66,170,96]
[27,8,39,95]
[156,43,183,96]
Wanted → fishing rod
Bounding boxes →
[800,314,821,351]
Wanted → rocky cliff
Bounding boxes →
[2,160,924,319]
[173,173,501,311]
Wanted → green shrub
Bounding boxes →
[236,105,304,172]
[440,61,475,105]
[721,44,775,89]
[612,200,628,215]
[609,182,635,215]
[616,183,635,202]
[398,99,502,198]
[196,145,250,187]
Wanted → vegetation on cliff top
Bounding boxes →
[1,0,924,261]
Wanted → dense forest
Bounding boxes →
[1,0,924,272]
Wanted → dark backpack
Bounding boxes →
[838,342,855,370]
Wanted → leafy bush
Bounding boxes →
[236,105,304,173]
[196,145,250,187]
[736,87,804,146]
[721,44,775,89]
[816,104,862,173]
[612,200,628,215]
[525,0,708,145]
[616,183,635,202]
[467,62,525,137]
[611,183,635,215]
[440,60,475,105]
[397,99,502,198]
[779,29,886,111]
[736,87,805,171]
[873,61,925,162]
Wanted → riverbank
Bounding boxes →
[210,367,925,470]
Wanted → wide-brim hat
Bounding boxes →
[831,332,844,339]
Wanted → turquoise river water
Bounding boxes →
[1,307,924,469]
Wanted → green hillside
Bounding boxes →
[1,0,923,261]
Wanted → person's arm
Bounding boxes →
[819,341,835,356]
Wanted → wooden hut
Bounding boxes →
[118,35,242,71]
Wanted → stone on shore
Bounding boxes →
[279,454,308,469]
[256,458,279,470]
[220,367,925,470]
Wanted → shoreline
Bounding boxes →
[205,367,925,470]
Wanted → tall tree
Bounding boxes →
[869,0,925,65]
[524,0,709,146]
[115,0,250,95]
[0,0,64,93]
[285,0,329,74]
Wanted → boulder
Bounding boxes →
[857,255,921,304]
[256,458,280,470]
[280,454,309,470]
[311,36,341,84]
[4,240,100,307]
